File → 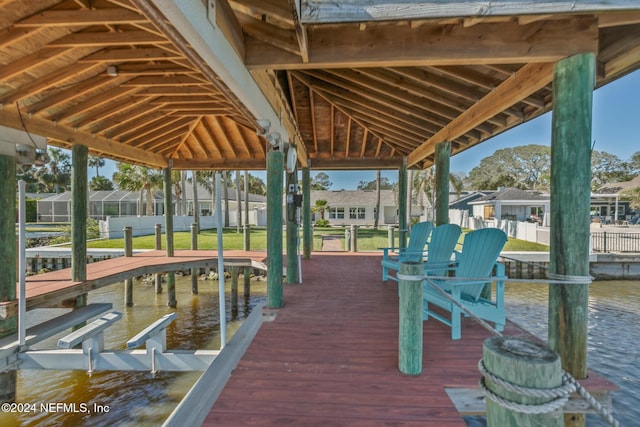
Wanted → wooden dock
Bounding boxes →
[6,250,267,314]
[198,252,616,426]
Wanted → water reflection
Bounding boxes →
[466,280,640,427]
[11,275,266,426]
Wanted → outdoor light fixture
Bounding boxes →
[107,65,118,77]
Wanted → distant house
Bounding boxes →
[309,189,420,226]
[37,185,266,223]
[469,188,550,223]
[592,174,640,220]
[449,191,491,215]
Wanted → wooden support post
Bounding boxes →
[302,167,312,259]
[243,267,251,297]
[350,224,358,252]
[435,141,451,226]
[243,224,251,251]
[550,53,594,427]
[71,144,88,281]
[191,223,198,295]
[164,166,177,308]
[286,170,298,284]
[267,150,284,308]
[192,170,199,233]
[549,53,595,379]
[71,293,88,331]
[398,261,423,376]
[124,226,133,307]
[230,266,239,315]
[0,153,17,402]
[398,160,408,248]
[483,336,563,426]
[388,225,395,248]
[154,224,162,293]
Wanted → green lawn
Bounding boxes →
[84,226,549,252]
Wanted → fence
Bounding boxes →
[591,232,640,253]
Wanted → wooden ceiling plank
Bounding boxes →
[309,158,404,170]
[50,86,138,122]
[14,8,147,27]
[72,94,153,129]
[196,118,224,159]
[297,72,442,135]
[27,75,114,115]
[246,17,598,69]
[302,70,449,130]
[47,30,169,47]
[0,47,70,81]
[408,62,555,167]
[0,62,99,105]
[79,47,183,62]
[93,102,166,136]
[213,116,241,159]
[130,116,193,147]
[0,105,166,168]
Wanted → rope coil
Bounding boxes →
[478,358,575,414]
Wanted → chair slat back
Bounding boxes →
[456,228,507,301]
[424,224,462,274]
[404,221,433,262]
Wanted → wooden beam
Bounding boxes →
[288,0,310,63]
[47,31,168,47]
[407,62,555,167]
[308,157,404,170]
[246,17,598,69]
[0,107,167,169]
[299,1,639,23]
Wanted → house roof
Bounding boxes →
[472,187,548,203]
[595,174,640,194]
[1,2,639,172]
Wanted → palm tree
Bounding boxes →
[312,199,329,220]
[88,155,105,177]
[112,163,163,215]
[89,175,114,191]
[39,147,71,192]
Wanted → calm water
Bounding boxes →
[8,275,267,427]
[466,280,640,427]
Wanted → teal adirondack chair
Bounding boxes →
[422,224,462,276]
[381,221,433,282]
[422,228,508,340]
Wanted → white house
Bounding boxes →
[309,189,420,226]
[469,188,550,224]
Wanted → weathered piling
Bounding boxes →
[154,224,162,293]
[164,166,176,308]
[266,150,284,308]
[191,223,198,295]
[124,226,133,307]
[350,224,358,252]
[482,336,563,427]
[71,144,87,282]
[398,261,423,376]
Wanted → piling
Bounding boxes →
[154,224,162,293]
[71,144,88,281]
[191,223,198,295]
[398,261,423,375]
[266,150,284,308]
[482,336,563,427]
[350,224,358,252]
[243,266,251,297]
[231,266,239,315]
[243,224,250,251]
[164,166,177,308]
[124,226,133,307]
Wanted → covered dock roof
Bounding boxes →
[1,1,639,171]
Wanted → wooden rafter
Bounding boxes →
[408,62,555,167]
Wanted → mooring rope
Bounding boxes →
[396,272,620,426]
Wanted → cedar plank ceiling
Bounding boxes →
[1,1,640,171]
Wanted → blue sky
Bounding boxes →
[97,69,640,189]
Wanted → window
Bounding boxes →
[349,207,366,219]
[329,207,344,219]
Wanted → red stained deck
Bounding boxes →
[203,252,517,426]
